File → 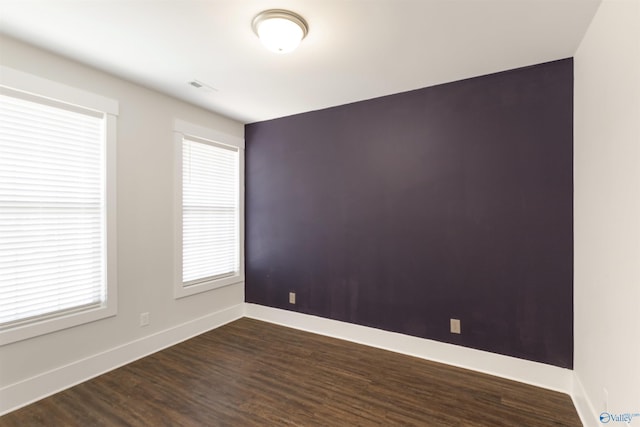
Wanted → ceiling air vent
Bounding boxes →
[188,80,217,93]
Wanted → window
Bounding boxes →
[0,67,117,345]
[174,120,244,298]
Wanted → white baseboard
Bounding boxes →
[0,303,244,416]
[572,374,599,427]
[244,303,574,395]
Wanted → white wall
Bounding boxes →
[0,35,245,412]
[574,0,640,425]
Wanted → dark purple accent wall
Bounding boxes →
[245,59,573,368]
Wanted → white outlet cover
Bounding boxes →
[289,292,296,304]
[140,312,150,326]
[450,318,461,334]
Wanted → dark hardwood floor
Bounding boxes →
[1,318,581,426]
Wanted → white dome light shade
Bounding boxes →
[253,10,308,54]
[257,18,303,53]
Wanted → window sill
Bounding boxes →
[174,274,244,299]
[0,304,117,346]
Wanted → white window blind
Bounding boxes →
[182,136,239,286]
[0,90,107,329]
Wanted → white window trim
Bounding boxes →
[0,66,119,116]
[173,120,244,299]
[0,67,118,346]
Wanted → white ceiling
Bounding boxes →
[0,0,600,124]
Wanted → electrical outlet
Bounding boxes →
[289,292,296,304]
[140,312,150,327]
[450,318,461,334]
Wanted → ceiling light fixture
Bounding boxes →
[252,9,308,54]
